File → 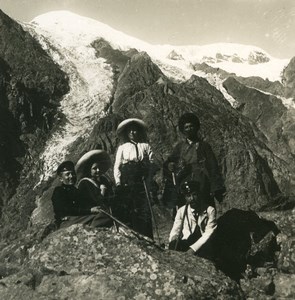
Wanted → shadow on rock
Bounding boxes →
[211,208,280,281]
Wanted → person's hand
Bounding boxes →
[186,248,195,255]
[100,184,107,196]
[168,162,176,172]
[90,206,101,213]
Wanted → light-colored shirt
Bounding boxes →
[169,204,217,252]
[114,142,153,185]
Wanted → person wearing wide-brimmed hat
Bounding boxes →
[168,180,217,257]
[113,118,156,239]
[51,160,109,228]
[75,149,113,228]
[163,112,225,214]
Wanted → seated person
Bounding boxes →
[76,150,112,208]
[51,160,112,228]
[168,181,217,257]
[76,150,113,227]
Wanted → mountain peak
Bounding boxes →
[27,10,288,82]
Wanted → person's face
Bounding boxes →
[185,192,199,209]
[127,125,139,142]
[59,170,76,186]
[90,162,102,182]
[183,122,198,140]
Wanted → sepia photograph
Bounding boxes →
[0,0,294,298]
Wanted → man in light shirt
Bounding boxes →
[169,181,217,256]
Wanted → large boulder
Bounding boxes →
[0,225,243,299]
[239,209,295,299]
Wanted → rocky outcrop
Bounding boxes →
[193,62,284,96]
[248,51,270,65]
[282,56,295,99]
[223,77,295,196]
[239,208,295,299]
[235,76,284,97]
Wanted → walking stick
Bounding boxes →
[171,171,177,186]
[174,202,189,250]
[98,207,164,251]
[142,176,161,246]
[171,171,179,213]
[109,206,119,233]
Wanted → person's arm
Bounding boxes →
[189,206,217,252]
[146,143,154,163]
[114,145,123,186]
[163,142,182,178]
[169,207,184,242]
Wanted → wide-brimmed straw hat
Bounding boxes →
[116,118,147,137]
[75,150,111,177]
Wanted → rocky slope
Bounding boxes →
[0,9,69,224]
[282,56,295,99]
[223,77,295,196]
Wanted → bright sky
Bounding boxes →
[1,0,294,59]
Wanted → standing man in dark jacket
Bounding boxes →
[51,160,111,228]
[163,112,225,211]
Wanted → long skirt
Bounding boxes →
[114,182,153,239]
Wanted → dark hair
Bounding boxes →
[178,113,200,133]
[121,122,148,143]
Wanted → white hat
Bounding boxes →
[75,150,111,177]
[116,118,147,136]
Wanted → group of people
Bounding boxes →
[51,112,225,257]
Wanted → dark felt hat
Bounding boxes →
[180,181,200,195]
[75,150,111,178]
[178,113,200,133]
[56,161,75,175]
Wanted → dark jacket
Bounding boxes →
[77,176,112,210]
[51,184,91,224]
[163,139,225,206]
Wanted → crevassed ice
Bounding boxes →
[23,23,113,185]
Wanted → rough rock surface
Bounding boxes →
[193,62,284,96]
[223,76,295,196]
[0,225,243,299]
[282,56,295,99]
[0,9,69,227]
[238,209,295,299]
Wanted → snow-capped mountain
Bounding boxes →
[20,10,292,182]
[29,11,288,82]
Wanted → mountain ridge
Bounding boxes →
[27,10,289,82]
